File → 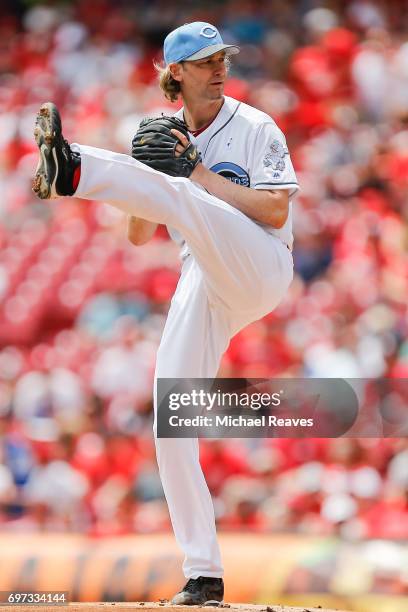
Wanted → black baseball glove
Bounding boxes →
[131,115,201,178]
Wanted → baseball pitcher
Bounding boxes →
[32,22,299,605]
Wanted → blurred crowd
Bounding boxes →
[0,0,407,538]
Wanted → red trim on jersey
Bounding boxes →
[188,100,224,137]
[190,118,216,137]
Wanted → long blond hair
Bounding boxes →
[153,61,181,103]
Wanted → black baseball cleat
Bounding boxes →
[32,102,80,199]
[171,577,224,605]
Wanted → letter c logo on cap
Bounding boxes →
[200,26,217,38]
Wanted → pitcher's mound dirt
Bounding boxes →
[0,602,351,612]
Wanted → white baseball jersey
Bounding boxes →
[168,95,299,254]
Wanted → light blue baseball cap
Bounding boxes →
[163,22,240,65]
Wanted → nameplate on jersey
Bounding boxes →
[210,162,250,187]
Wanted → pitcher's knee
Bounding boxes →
[155,436,199,465]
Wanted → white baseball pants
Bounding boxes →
[73,145,293,578]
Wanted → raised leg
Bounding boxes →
[73,144,293,316]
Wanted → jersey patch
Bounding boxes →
[210,162,250,187]
[263,139,286,172]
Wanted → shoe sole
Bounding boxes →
[32,102,60,199]
[171,601,224,607]
[171,597,224,606]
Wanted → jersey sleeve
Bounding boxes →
[250,122,299,197]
